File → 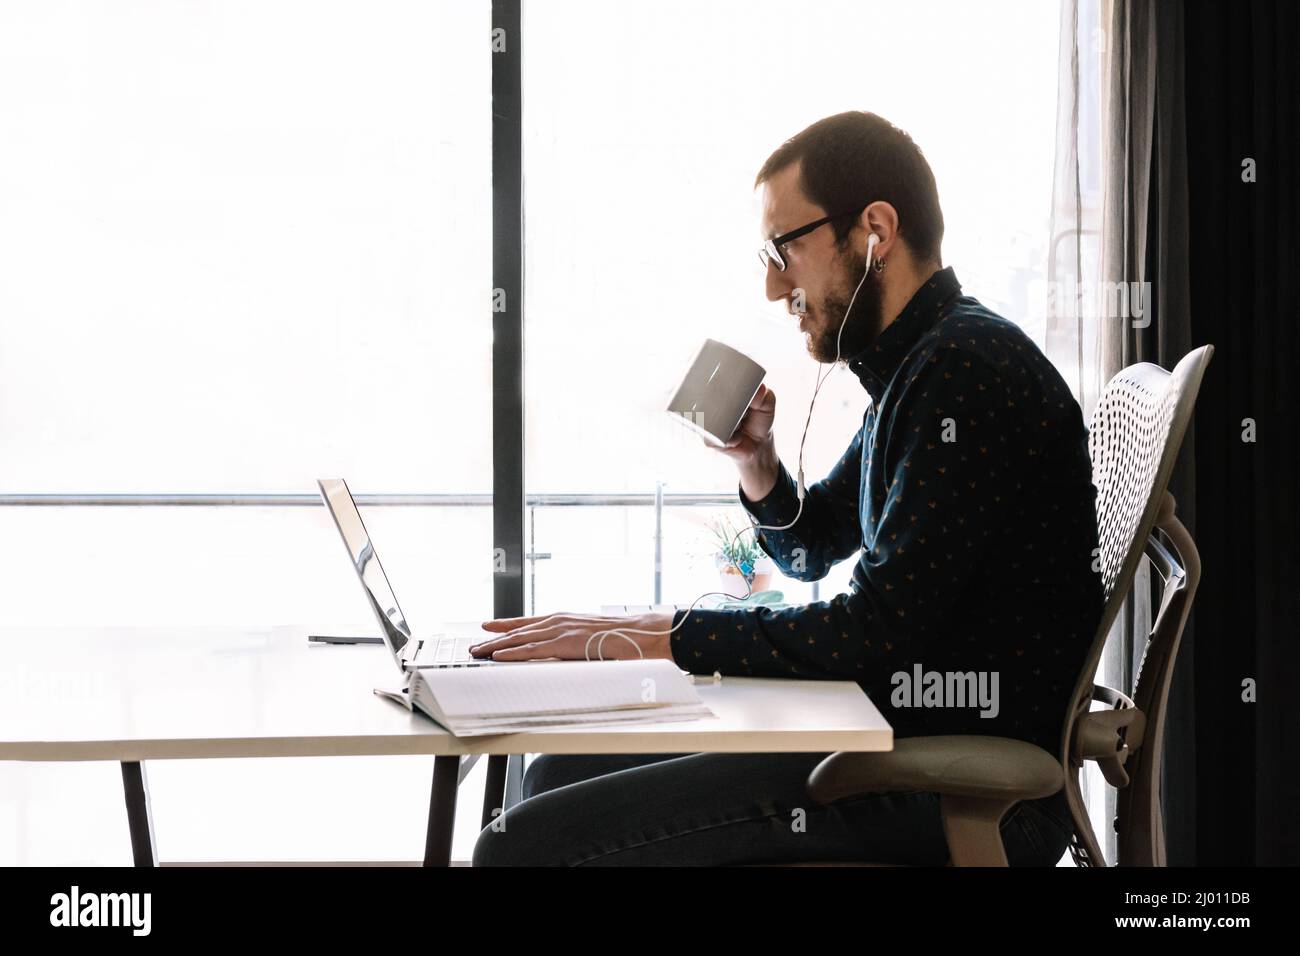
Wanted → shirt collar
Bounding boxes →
[846,266,962,399]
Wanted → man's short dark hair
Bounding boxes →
[755,111,944,264]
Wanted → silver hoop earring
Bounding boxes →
[872,257,886,273]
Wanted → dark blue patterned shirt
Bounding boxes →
[670,266,1104,754]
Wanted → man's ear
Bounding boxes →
[861,201,900,258]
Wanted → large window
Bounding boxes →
[0,0,492,630]
[0,0,492,864]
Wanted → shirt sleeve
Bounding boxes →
[671,346,1023,684]
[737,423,865,582]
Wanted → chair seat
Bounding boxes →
[807,735,1064,805]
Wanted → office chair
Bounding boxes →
[801,345,1214,866]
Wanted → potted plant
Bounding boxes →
[707,515,776,599]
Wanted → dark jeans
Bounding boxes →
[471,751,1076,866]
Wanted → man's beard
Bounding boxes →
[804,247,884,364]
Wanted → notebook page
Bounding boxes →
[414,659,701,720]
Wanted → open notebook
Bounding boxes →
[375,659,716,737]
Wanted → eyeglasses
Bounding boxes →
[758,206,865,272]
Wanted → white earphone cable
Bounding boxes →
[586,232,881,659]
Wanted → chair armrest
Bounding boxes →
[807,736,1063,805]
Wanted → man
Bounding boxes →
[470,111,1103,866]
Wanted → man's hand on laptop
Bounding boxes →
[471,612,675,662]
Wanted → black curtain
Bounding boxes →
[1180,0,1299,865]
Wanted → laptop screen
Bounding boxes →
[316,478,413,659]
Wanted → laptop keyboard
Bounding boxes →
[427,634,477,665]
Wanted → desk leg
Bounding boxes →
[481,754,508,829]
[504,753,525,811]
[120,761,158,867]
[423,755,460,867]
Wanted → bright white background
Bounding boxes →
[0,0,1061,864]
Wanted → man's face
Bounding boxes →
[759,161,884,363]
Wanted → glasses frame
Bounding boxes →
[758,205,866,272]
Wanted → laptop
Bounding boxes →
[316,478,493,671]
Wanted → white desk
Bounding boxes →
[0,625,892,865]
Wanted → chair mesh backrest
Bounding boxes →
[1060,346,1213,762]
[1088,367,1180,603]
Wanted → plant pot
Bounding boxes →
[715,554,774,598]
